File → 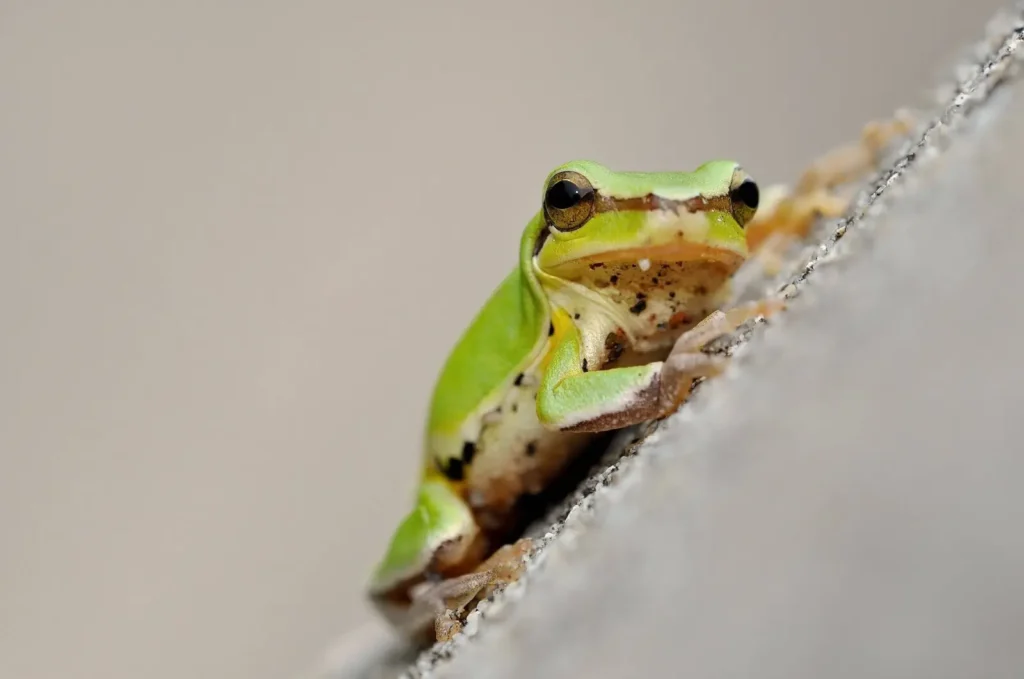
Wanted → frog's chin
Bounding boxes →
[590,241,746,269]
[545,239,746,277]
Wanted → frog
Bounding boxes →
[366,113,912,645]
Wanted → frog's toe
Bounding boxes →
[666,298,782,370]
[434,609,462,643]
[668,298,781,357]
[479,538,533,584]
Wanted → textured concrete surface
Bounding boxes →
[317,6,1024,678]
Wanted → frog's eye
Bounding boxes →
[544,171,596,232]
[729,168,759,228]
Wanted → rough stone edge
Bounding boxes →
[313,6,1024,678]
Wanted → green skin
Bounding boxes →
[368,159,758,637]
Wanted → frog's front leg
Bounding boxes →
[540,301,782,433]
[411,538,534,642]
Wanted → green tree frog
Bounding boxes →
[366,115,911,645]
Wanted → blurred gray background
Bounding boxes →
[0,2,1007,679]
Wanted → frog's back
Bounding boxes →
[425,266,549,477]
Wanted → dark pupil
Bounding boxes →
[546,180,583,210]
[732,180,759,209]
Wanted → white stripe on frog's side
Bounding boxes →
[461,345,592,528]
[428,322,553,476]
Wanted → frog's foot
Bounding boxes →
[795,110,914,194]
[744,187,852,263]
[434,608,463,643]
[422,538,534,643]
[675,299,784,355]
[730,225,809,297]
[659,299,785,410]
[745,110,913,254]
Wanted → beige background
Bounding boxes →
[0,2,1006,679]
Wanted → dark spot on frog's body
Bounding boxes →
[630,298,647,314]
[589,262,605,269]
[461,441,476,464]
[549,322,554,336]
[604,332,625,364]
[669,291,676,299]
[695,284,708,296]
[609,275,619,285]
[574,312,580,320]
[511,403,518,413]
[582,358,588,372]
[651,277,659,285]
[441,457,464,481]
[525,441,537,457]
[514,373,524,386]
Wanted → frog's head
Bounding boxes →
[529,159,758,320]
[366,477,486,640]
